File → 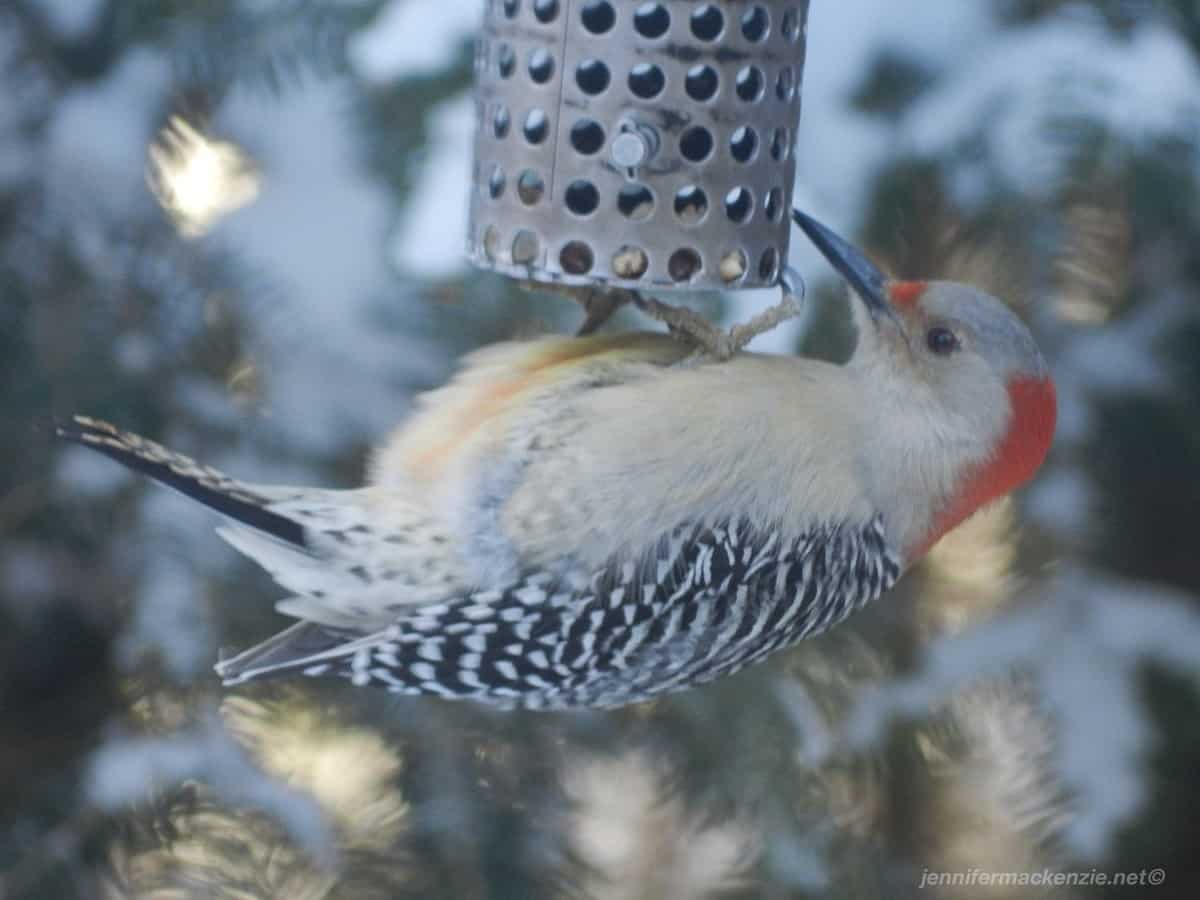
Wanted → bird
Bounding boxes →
[58,211,1057,710]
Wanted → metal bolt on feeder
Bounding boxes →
[467,0,810,291]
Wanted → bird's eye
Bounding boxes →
[926,326,960,356]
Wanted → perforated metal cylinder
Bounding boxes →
[467,0,809,290]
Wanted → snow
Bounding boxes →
[349,0,482,83]
[211,79,444,453]
[388,92,475,280]
[107,469,231,679]
[55,444,135,498]
[217,82,392,334]
[905,16,1200,200]
[0,543,59,608]
[1024,468,1092,540]
[36,0,105,42]
[1045,290,1185,446]
[44,48,169,223]
[1059,304,1172,396]
[120,556,213,679]
[0,24,42,189]
[794,0,996,223]
[112,332,161,375]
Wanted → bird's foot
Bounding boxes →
[631,268,805,360]
[520,281,635,336]
[628,291,736,358]
[522,269,804,356]
[725,270,805,355]
[574,286,635,335]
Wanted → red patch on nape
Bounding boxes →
[887,280,928,309]
[911,376,1057,560]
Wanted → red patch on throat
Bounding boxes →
[912,376,1057,559]
[888,280,928,309]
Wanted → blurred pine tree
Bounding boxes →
[2,1,1198,898]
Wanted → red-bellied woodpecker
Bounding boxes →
[58,212,1056,709]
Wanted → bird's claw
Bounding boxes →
[525,269,805,357]
[627,291,732,357]
[516,281,635,336]
[631,268,805,360]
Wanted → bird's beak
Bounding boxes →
[792,209,904,331]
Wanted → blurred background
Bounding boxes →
[2,0,1200,897]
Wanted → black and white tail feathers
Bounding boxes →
[56,416,308,549]
[55,416,456,684]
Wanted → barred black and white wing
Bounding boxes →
[220,516,901,709]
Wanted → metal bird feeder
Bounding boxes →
[467,0,810,291]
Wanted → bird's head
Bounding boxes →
[793,210,1057,559]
